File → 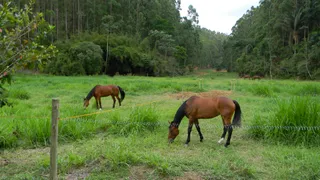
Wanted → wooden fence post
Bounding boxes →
[50,98,59,180]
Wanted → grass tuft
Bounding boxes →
[109,105,160,136]
[248,96,320,146]
[10,90,30,100]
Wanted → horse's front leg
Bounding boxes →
[112,96,116,108]
[98,97,102,110]
[185,120,194,145]
[94,97,99,109]
[194,119,203,142]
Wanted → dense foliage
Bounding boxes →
[0,0,227,77]
[0,1,57,106]
[1,0,319,79]
[224,0,320,79]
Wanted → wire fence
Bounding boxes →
[1,98,319,131]
[0,98,168,121]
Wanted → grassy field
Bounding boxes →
[1,70,320,179]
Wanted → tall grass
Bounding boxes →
[10,90,30,100]
[249,84,274,97]
[0,119,18,148]
[109,105,160,136]
[248,96,320,146]
[293,84,320,96]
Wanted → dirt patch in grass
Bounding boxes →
[128,166,156,179]
[170,90,232,100]
[66,171,90,180]
[128,166,203,180]
[174,172,204,180]
[0,158,9,166]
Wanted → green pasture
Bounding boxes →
[1,71,320,179]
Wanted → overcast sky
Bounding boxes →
[180,0,260,34]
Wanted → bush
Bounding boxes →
[45,52,85,75]
[69,41,103,75]
[45,41,102,75]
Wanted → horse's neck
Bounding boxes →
[173,115,184,126]
[85,94,93,100]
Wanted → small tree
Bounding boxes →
[0,1,57,107]
[69,41,103,75]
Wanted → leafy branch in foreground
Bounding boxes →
[0,0,57,107]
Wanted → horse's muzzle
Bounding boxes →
[168,138,174,143]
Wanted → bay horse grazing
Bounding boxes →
[168,96,241,147]
[83,85,125,110]
[242,74,251,79]
[251,75,263,80]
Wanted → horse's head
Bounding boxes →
[168,121,179,143]
[83,98,89,108]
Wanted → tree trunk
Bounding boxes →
[56,7,59,40]
[73,0,75,34]
[51,0,54,43]
[78,0,81,34]
[65,0,68,40]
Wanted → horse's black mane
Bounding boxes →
[85,85,97,100]
[171,100,188,126]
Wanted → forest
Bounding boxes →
[0,0,319,78]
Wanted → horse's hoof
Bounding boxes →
[224,143,230,148]
[99,108,102,111]
[200,139,203,142]
[218,138,224,144]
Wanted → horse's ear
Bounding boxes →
[168,121,171,124]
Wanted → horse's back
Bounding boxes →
[95,85,119,97]
[186,96,220,119]
[216,97,235,115]
[186,96,235,119]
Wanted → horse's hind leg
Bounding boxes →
[115,95,121,106]
[112,96,116,108]
[223,115,233,147]
[194,119,203,142]
[225,125,233,147]
[218,117,228,144]
[218,126,228,144]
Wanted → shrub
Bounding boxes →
[45,41,102,75]
[45,52,86,76]
[69,41,103,75]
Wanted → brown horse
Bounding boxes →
[168,96,241,147]
[242,74,251,79]
[251,75,263,80]
[83,85,125,110]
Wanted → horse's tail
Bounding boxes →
[232,100,242,127]
[172,100,188,125]
[117,86,125,103]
